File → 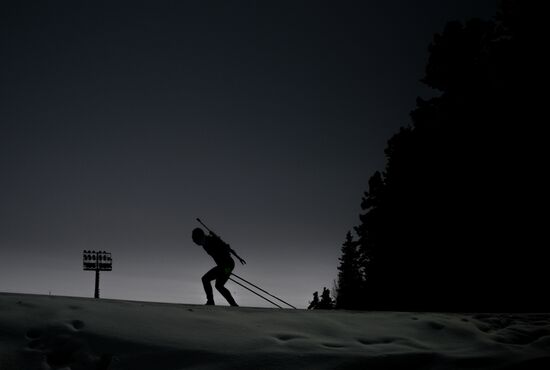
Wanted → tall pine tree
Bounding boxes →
[335,231,362,309]
[350,0,546,311]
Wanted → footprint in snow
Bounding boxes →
[23,320,113,370]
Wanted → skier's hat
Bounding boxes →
[192,227,205,244]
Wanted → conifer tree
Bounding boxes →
[307,291,319,309]
[349,1,546,311]
[335,231,363,309]
[318,287,334,309]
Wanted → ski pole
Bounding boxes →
[231,273,297,309]
[228,277,283,309]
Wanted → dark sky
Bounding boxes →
[1,0,497,308]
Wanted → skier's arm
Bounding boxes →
[230,248,246,265]
[211,233,246,265]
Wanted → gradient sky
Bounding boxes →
[1,0,497,308]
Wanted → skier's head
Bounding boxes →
[192,227,206,245]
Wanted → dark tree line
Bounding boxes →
[308,287,334,310]
[335,1,546,311]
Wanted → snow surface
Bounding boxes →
[1,293,549,370]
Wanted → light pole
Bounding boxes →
[83,250,112,299]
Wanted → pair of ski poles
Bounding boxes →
[196,218,296,309]
[228,273,296,309]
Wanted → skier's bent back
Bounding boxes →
[192,227,246,306]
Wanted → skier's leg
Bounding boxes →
[202,266,219,304]
[215,266,238,307]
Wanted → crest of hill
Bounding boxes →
[1,293,549,370]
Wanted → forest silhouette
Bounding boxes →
[335,0,545,312]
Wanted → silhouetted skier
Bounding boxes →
[192,227,246,306]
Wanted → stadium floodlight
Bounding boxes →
[83,250,112,298]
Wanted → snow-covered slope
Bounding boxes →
[1,293,549,369]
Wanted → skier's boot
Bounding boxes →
[218,287,238,307]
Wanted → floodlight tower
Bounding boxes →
[83,250,112,298]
